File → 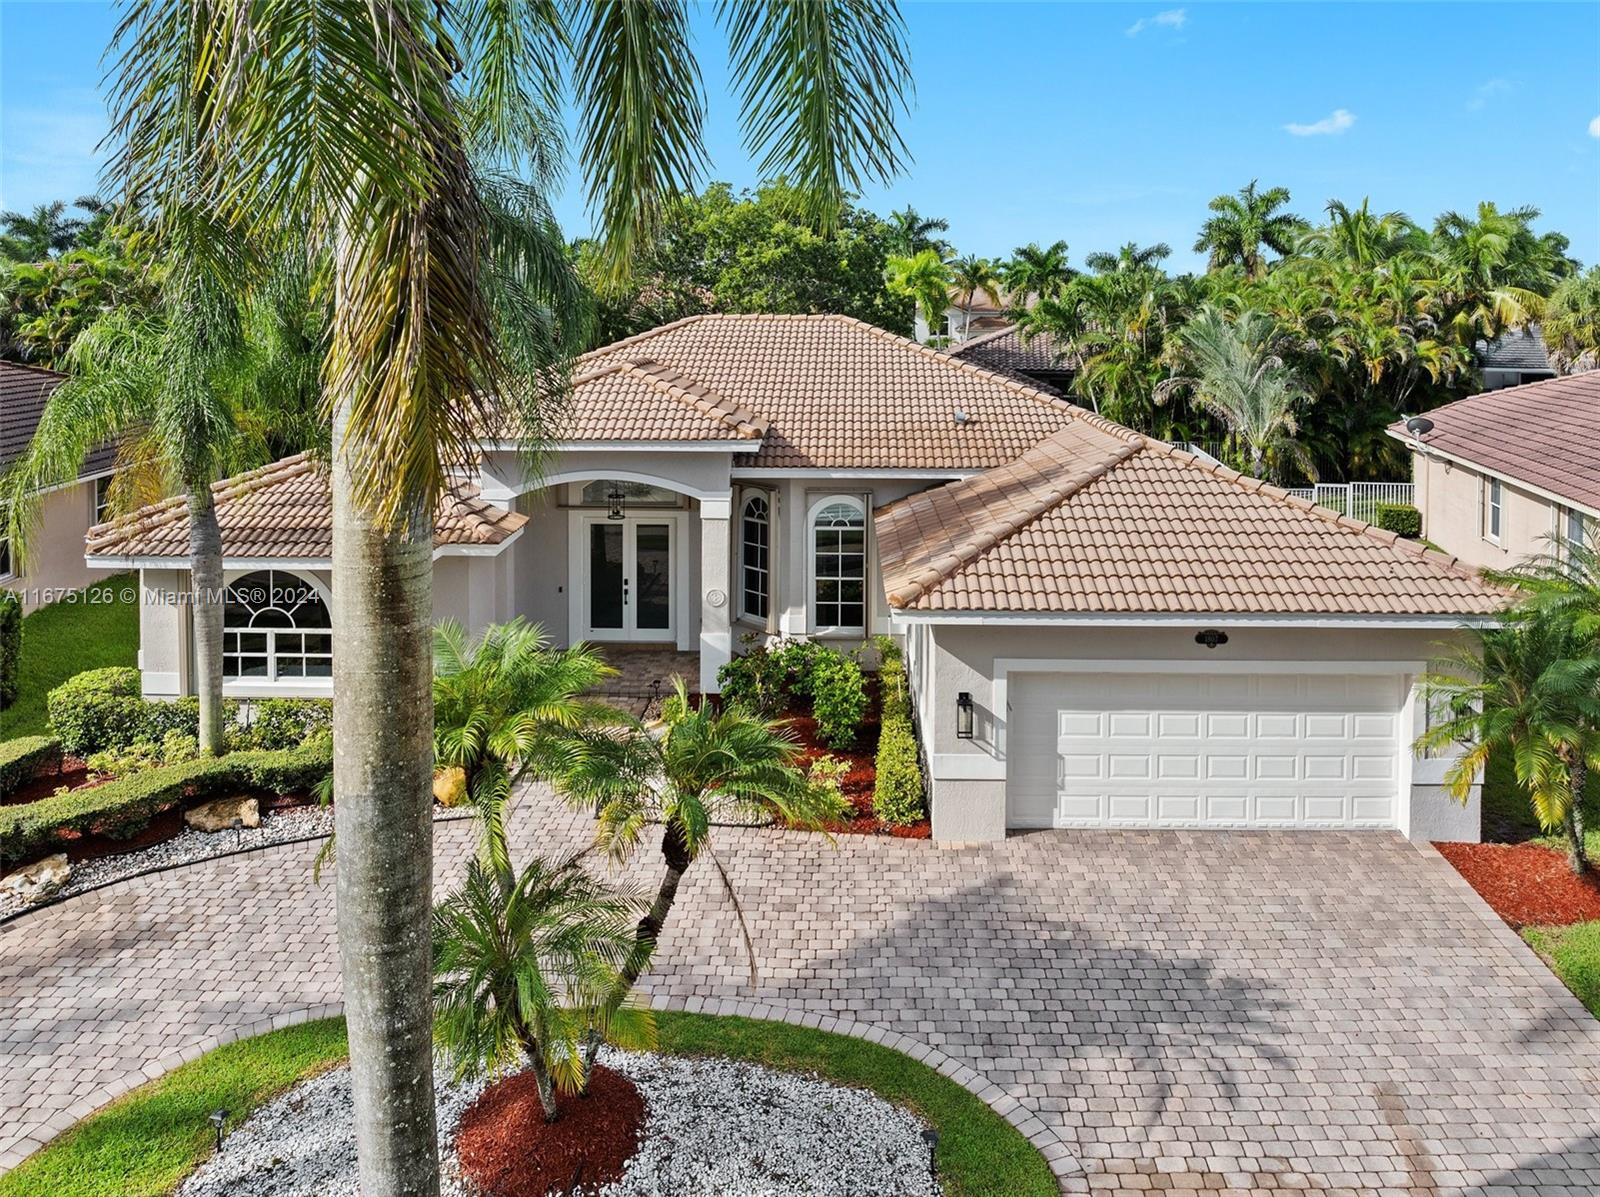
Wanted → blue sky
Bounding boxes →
[3,1,1598,273]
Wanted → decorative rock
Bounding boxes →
[432,766,468,808]
[184,797,260,832]
[0,853,71,903]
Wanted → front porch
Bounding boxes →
[589,644,702,698]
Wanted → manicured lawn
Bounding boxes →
[1481,747,1600,859]
[0,575,138,740]
[1523,922,1600,1019]
[0,1011,1055,1197]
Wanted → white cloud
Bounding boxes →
[1126,8,1186,37]
[1284,108,1356,137]
[1466,78,1512,112]
[1589,114,1600,138]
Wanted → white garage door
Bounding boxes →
[1006,670,1404,830]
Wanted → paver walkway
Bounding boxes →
[3,786,1599,1195]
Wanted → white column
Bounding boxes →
[699,494,733,693]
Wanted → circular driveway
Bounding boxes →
[3,786,1599,1196]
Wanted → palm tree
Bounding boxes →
[108,5,911,1191]
[0,201,87,260]
[1001,240,1072,306]
[1430,202,1562,340]
[1193,181,1306,278]
[1156,306,1315,482]
[886,248,955,341]
[949,254,1002,340]
[886,205,950,256]
[432,856,652,1121]
[1542,266,1600,375]
[1082,241,1172,274]
[1298,198,1421,268]
[1418,609,1600,875]
[433,619,617,891]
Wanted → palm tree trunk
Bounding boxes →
[331,401,441,1197]
[187,484,226,755]
[522,1034,561,1123]
[1565,760,1590,876]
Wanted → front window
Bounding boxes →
[1566,507,1587,556]
[1484,478,1502,541]
[741,494,770,621]
[93,476,113,525]
[811,496,866,632]
[223,570,332,681]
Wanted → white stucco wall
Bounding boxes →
[3,480,111,612]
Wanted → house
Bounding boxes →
[88,314,1505,844]
[1389,371,1598,572]
[1,361,115,611]
[1473,325,1555,391]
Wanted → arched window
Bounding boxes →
[222,570,332,680]
[740,494,771,621]
[810,496,866,632]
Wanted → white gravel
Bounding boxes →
[176,1049,942,1197]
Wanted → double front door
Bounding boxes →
[584,518,675,640]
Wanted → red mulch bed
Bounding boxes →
[455,1065,644,1197]
[784,704,930,841]
[1435,840,1600,929]
[1,756,108,807]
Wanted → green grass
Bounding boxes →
[0,1011,1055,1197]
[0,575,138,740]
[1523,922,1600,1019]
[1481,747,1600,858]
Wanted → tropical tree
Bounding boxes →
[1542,265,1600,375]
[433,619,617,890]
[108,4,911,1192]
[1193,181,1306,278]
[1430,201,1564,340]
[949,254,1002,340]
[432,855,652,1121]
[1156,306,1315,482]
[0,222,158,366]
[1418,607,1600,875]
[886,204,950,257]
[0,200,89,260]
[1298,198,1421,267]
[886,248,955,340]
[1001,240,1072,305]
[1081,241,1172,274]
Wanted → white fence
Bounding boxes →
[1282,482,1415,522]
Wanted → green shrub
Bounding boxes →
[717,636,790,716]
[810,651,868,748]
[0,735,60,798]
[0,590,20,710]
[805,753,855,822]
[0,742,332,865]
[46,667,149,754]
[1375,502,1422,539]
[872,640,925,826]
[236,698,333,750]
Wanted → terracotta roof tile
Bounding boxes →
[1393,371,1600,512]
[577,314,1078,469]
[877,431,1508,617]
[85,454,525,561]
[547,358,768,442]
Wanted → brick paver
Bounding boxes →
[3,786,1598,1195]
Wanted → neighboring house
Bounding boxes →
[1474,325,1555,391]
[947,325,1076,394]
[1389,371,1599,572]
[0,361,115,611]
[90,314,1504,844]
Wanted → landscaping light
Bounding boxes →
[923,1127,940,1181]
[955,692,974,739]
[606,483,626,521]
[209,1108,229,1153]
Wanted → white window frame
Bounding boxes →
[739,492,771,623]
[1564,506,1587,556]
[806,493,868,636]
[1482,476,1502,543]
[93,475,114,525]
[221,568,334,692]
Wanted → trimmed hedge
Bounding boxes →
[810,652,868,748]
[0,589,20,710]
[1375,502,1422,539]
[46,668,330,755]
[872,640,925,826]
[0,735,60,798]
[0,742,332,865]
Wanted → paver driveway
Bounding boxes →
[3,785,1599,1195]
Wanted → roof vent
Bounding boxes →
[1404,415,1434,437]
[954,408,970,425]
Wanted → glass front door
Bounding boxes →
[584,518,675,640]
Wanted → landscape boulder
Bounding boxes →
[185,796,260,832]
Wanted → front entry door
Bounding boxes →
[585,519,674,640]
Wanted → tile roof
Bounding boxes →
[547,359,767,442]
[947,324,1075,378]
[0,361,117,478]
[85,454,526,561]
[877,425,1506,617]
[576,314,1079,470]
[1393,371,1600,512]
[1474,325,1553,373]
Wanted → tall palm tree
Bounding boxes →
[1430,201,1561,340]
[1298,198,1421,268]
[1081,241,1172,274]
[1193,180,1306,279]
[886,205,950,256]
[1542,266,1600,375]
[886,248,955,341]
[107,4,911,1192]
[949,254,1002,340]
[0,201,87,260]
[1156,306,1315,482]
[1001,240,1072,306]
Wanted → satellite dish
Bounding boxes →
[1405,416,1434,436]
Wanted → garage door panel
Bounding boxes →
[1007,670,1402,831]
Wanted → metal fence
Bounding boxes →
[1282,482,1415,522]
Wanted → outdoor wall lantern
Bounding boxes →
[606,483,626,521]
[1194,629,1229,650]
[955,691,975,739]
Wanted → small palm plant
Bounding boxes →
[1417,607,1600,875]
[432,856,653,1122]
[432,619,618,891]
